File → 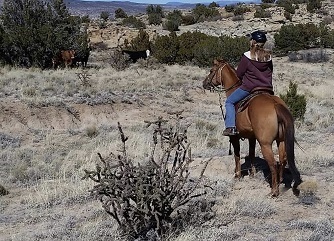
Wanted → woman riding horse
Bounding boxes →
[223,30,273,136]
[202,32,302,196]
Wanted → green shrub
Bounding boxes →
[274,23,323,54]
[128,29,151,51]
[146,4,163,16]
[164,19,180,31]
[121,16,146,29]
[225,4,235,12]
[192,36,224,67]
[148,13,162,25]
[153,31,248,67]
[181,14,196,25]
[233,5,250,16]
[147,5,164,25]
[219,35,249,66]
[277,0,296,14]
[260,3,274,8]
[0,0,87,68]
[307,0,322,13]
[115,8,127,18]
[284,11,292,21]
[280,81,306,121]
[100,11,109,21]
[254,8,272,18]
[209,1,219,7]
[81,15,90,23]
[164,10,182,31]
[322,29,334,48]
[192,3,221,22]
[152,32,179,64]
[177,31,208,64]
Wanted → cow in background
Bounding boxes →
[52,50,75,69]
[121,49,150,63]
[73,46,91,68]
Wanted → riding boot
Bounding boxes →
[223,127,239,136]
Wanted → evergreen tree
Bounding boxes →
[0,0,87,68]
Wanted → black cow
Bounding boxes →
[73,47,91,68]
[121,49,150,63]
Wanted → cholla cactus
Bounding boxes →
[83,116,211,240]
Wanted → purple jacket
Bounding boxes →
[236,51,273,92]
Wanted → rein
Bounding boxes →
[210,63,242,93]
[209,63,242,120]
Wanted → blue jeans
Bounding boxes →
[225,88,250,128]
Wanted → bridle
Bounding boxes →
[205,62,242,123]
[206,63,242,92]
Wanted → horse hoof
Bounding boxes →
[271,190,279,197]
[292,188,300,196]
[234,174,241,179]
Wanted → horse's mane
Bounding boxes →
[216,58,240,81]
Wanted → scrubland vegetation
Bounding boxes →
[1,0,334,240]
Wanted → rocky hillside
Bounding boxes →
[87,1,334,50]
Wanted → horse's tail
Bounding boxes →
[275,103,302,196]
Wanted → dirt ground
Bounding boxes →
[1,52,334,240]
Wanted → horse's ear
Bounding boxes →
[213,59,219,65]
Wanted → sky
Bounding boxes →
[129,0,212,3]
[113,0,249,4]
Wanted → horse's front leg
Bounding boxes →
[230,136,241,178]
[248,138,256,177]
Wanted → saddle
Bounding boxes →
[235,88,274,113]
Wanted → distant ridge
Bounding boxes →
[165,0,261,6]
[64,0,261,18]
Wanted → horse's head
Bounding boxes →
[203,59,240,93]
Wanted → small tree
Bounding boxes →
[147,4,164,25]
[152,32,179,64]
[307,0,322,13]
[164,10,182,32]
[192,3,220,22]
[209,1,219,8]
[121,16,146,29]
[280,81,307,121]
[100,11,109,21]
[129,29,151,51]
[115,8,127,18]
[0,0,86,68]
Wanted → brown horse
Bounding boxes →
[203,59,302,197]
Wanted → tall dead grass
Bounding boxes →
[1,55,334,240]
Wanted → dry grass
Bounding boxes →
[1,51,334,240]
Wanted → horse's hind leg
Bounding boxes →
[230,137,241,178]
[260,144,279,197]
[248,138,256,176]
[277,141,288,185]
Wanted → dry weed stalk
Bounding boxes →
[76,69,92,87]
[83,117,211,240]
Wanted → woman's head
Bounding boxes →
[248,31,271,61]
[250,30,267,43]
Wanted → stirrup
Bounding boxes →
[223,127,239,136]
